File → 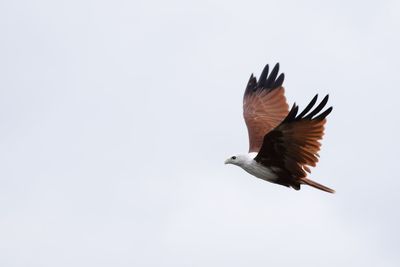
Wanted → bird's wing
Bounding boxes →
[243,63,289,153]
[254,95,332,178]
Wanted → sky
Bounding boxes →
[1,0,400,266]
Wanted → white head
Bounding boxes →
[224,154,250,167]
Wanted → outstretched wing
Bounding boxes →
[243,63,289,152]
[254,95,332,178]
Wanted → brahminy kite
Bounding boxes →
[225,63,334,193]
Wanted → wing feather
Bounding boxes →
[254,95,332,179]
[243,63,289,152]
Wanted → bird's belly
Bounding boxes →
[242,162,278,182]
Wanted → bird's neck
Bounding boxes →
[236,153,257,168]
[247,152,258,159]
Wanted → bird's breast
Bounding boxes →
[241,160,278,182]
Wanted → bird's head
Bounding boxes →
[224,154,248,167]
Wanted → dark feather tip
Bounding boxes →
[297,94,318,119]
[258,64,269,87]
[304,94,329,119]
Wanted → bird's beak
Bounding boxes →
[224,159,229,165]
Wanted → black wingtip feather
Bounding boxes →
[265,63,280,88]
[244,63,285,96]
[258,64,269,87]
[304,95,329,119]
[284,94,332,123]
[284,103,298,122]
[275,73,285,88]
[314,106,333,120]
[297,94,318,119]
[244,73,257,95]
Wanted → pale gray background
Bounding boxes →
[1,0,399,266]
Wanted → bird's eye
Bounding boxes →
[231,156,236,160]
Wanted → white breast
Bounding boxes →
[240,153,278,182]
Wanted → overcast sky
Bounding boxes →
[1,0,400,266]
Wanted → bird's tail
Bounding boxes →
[301,178,335,194]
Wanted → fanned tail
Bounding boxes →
[301,178,335,194]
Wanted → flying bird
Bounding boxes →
[225,63,334,193]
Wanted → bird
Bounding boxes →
[225,63,335,193]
